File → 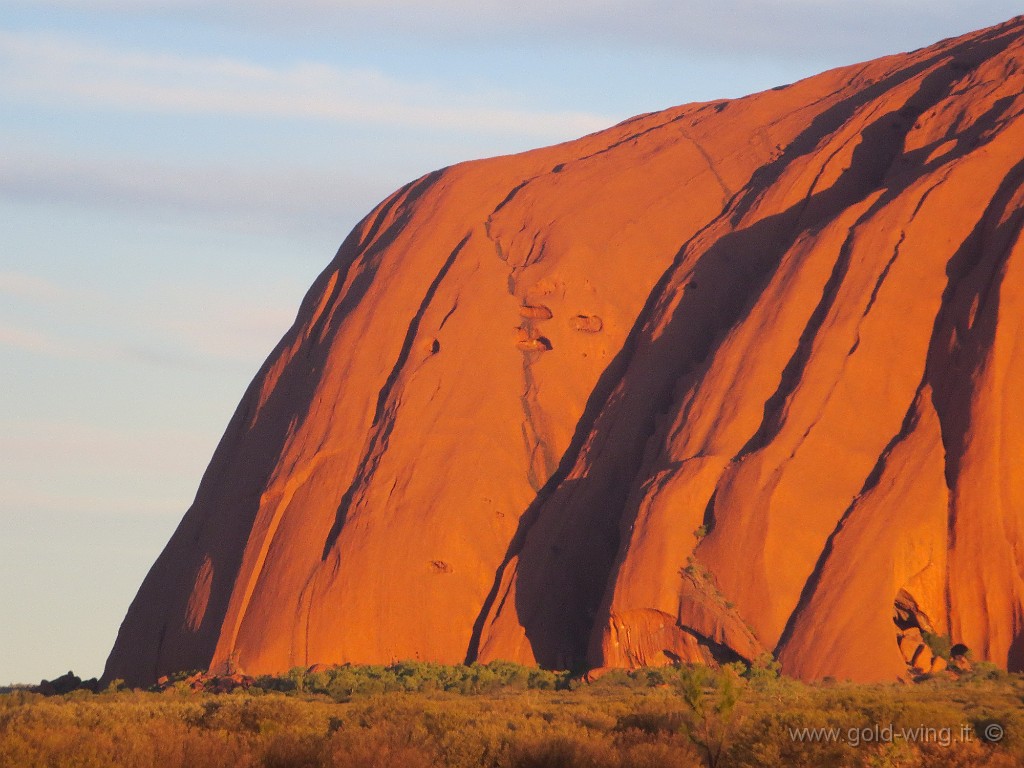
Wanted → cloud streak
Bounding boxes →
[0,147,392,237]
[7,1,1021,60]
[0,269,297,373]
[0,31,613,139]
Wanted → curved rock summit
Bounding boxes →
[107,16,1024,685]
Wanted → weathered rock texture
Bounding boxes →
[107,16,1024,685]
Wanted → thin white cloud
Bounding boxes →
[0,31,612,138]
[0,321,159,365]
[0,295,290,368]
[4,0,1020,59]
[0,315,282,371]
[0,147,386,233]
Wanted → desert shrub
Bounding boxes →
[285,660,569,701]
[631,667,673,687]
[506,734,618,768]
[614,709,686,736]
[4,665,1024,768]
[616,740,701,768]
[962,662,1008,682]
[526,668,564,690]
[922,631,953,661]
[188,694,328,736]
[262,731,326,768]
[327,715,436,768]
[584,668,639,688]
[730,703,859,768]
[743,653,783,689]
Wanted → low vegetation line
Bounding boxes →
[1,660,1021,768]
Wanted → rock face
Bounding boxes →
[106,16,1024,686]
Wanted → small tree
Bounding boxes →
[676,665,744,768]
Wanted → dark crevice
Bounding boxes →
[735,37,1018,462]
[681,625,750,666]
[357,171,445,254]
[679,128,734,204]
[777,156,1024,658]
[861,231,906,331]
[923,157,1024,621]
[153,622,167,682]
[728,22,1018,226]
[736,218,866,459]
[491,178,535,218]
[321,234,470,560]
[465,192,749,665]
[926,157,1024,486]
[546,29,1024,669]
[371,234,470,428]
[735,114,911,459]
[774,386,927,654]
[701,490,719,536]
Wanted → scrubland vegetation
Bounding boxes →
[2,660,1023,767]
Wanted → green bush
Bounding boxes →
[921,631,952,661]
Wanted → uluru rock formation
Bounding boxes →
[106,16,1024,686]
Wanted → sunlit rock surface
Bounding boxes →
[106,16,1024,685]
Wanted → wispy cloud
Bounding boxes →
[0,320,160,365]
[5,1,1020,59]
[0,311,290,371]
[0,147,390,237]
[0,272,296,372]
[0,31,613,138]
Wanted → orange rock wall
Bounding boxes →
[106,16,1024,685]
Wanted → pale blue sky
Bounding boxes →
[1,1,1018,685]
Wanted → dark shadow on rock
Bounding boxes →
[467,24,1024,671]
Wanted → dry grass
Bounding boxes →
[2,662,1023,767]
